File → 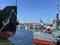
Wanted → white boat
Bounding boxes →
[33,2,60,45]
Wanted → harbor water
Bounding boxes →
[0,29,34,45]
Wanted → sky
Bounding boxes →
[0,0,60,23]
[19,0,60,23]
[0,0,16,9]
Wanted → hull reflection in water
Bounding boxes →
[0,39,14,45]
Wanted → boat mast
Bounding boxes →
[16,0,17,19]
[16,0,17,6]
[55,0,59,30]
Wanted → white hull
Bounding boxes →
[33,30,60,45]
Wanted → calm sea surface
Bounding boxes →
[0,28,34,45]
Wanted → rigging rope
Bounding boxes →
[0,9,17,32]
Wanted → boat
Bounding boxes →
[0,6,17,38]
[33,2,60,45]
